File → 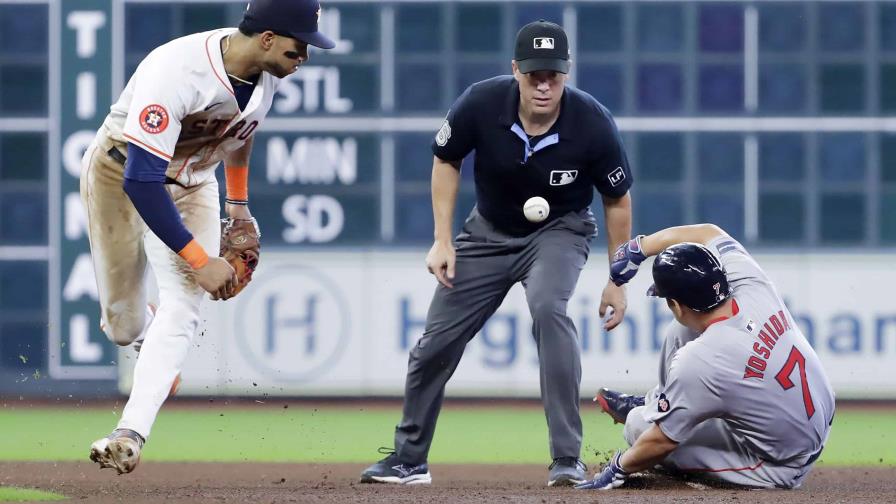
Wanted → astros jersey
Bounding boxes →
[645,236,835,467]
[96,28,279,187]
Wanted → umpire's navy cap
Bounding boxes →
[647,242,730,313]
[241,0,335,49]
[514,20,570,74]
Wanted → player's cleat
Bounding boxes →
[360,448,432,485]
[548,457,588,486]
[594,388,645,424]
[89,428,145,475]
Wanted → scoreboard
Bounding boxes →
[1,0,892,386]
[54,0,480,379]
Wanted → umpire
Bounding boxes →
[361,20,634,487]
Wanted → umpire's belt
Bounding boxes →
[107,146,185,187]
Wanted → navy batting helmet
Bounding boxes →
[240,0,335,49]
[647,242,729,312]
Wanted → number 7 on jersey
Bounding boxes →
[775,346,816,420]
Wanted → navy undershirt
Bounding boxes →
[233,80,254,110]
[122,144,193,253]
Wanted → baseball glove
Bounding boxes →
[219,217,260,297]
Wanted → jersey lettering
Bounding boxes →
[770,314,785,335]
[743,310,792,380]
[225,120,246,138]
[743,367,764,380]
[758,330,778,350]
[238,121,258,140]
[187,120,207,135]
[752,341,771,359]
[747,355,767,372]
[777,310,791,331]
[186,118,219,135]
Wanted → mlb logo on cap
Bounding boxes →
[514,20,570,74]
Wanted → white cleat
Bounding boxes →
[90,429,144,475]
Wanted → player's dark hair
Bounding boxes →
[237,21,258,37]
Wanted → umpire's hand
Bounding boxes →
[426,240,456,288]
[600,281,627,331]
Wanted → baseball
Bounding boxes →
[523,196,550,223]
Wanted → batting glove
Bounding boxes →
[609,235,646,286]
[574,452,629,490]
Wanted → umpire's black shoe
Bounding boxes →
[595,388,646,424]
[360,448,432,485]
[548,457,588,486]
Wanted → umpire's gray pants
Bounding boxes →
[393,208,597,464]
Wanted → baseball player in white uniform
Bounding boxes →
[84,0,334,474]
[577,223,835,490]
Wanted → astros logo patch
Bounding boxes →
[139,104,169,134]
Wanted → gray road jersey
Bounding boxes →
[644,235,835,467]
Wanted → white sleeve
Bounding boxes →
[121,50,194,162]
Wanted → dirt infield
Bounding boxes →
[1,462,894,503]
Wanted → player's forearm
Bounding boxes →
[224,136,253,218]
[225,136,253,167]
[431,156,461,243]
[618,424,679,474]
[640,224,726,257]
[122,178,208,269]
[602,192,632,262]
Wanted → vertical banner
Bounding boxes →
[51,0,115,379]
